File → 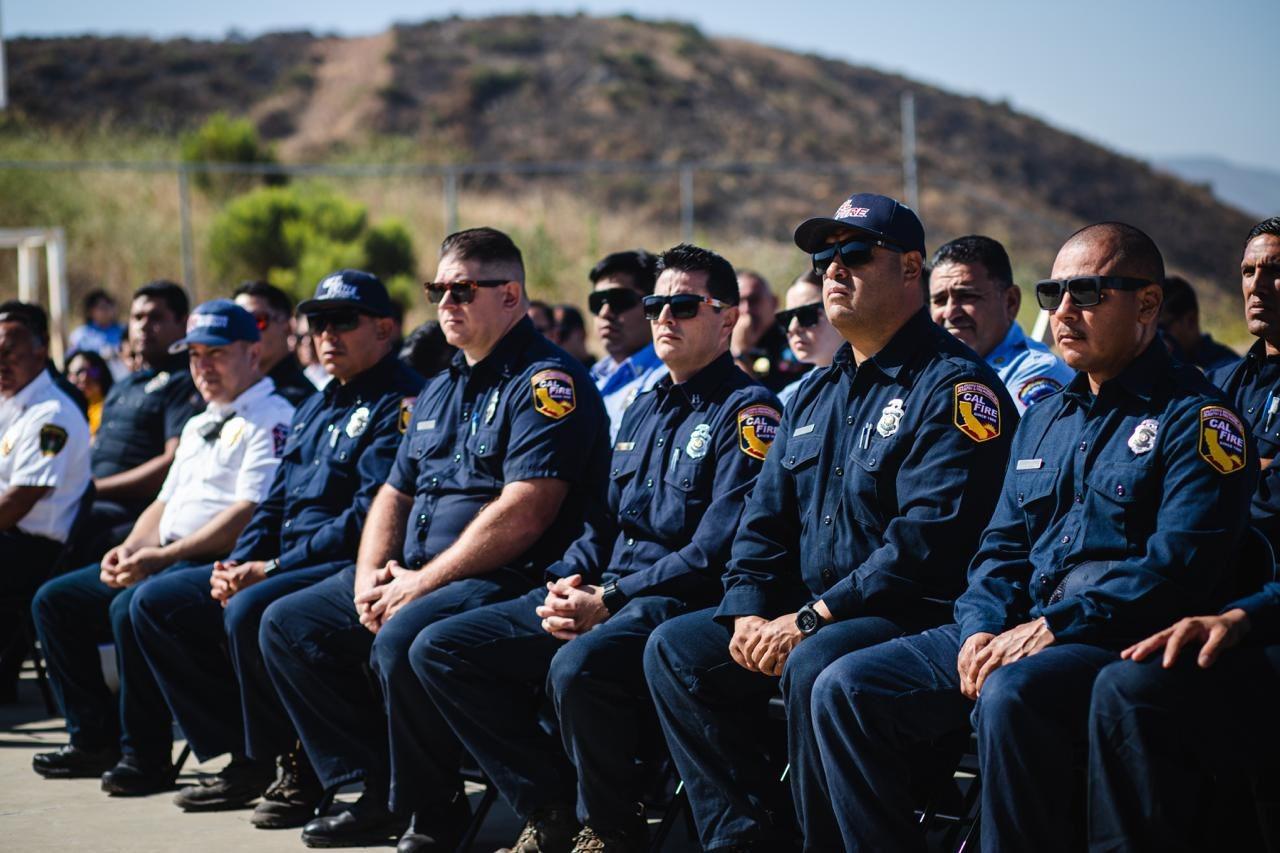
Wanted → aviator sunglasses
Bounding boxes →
[1034,276,1153,311]
[587,288,642,316]
[422,279,510,305]
[641,293,732,321]
[811,238,903,276]
[775,302,825,330]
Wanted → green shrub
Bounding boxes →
[207,183,417,305]
[180,112,284,196]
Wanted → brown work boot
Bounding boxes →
[569,824,647,853]
[251,744,323,829]
[497,807,580,853]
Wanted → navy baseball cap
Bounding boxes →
[793,193,926,256]
[296,269,395,317]
[169,299,261,353]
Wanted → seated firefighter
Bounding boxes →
[408,244,781,853]
[128,270,423,827]
[31,300,295,793]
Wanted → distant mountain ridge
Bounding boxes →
[3,14,1261,301]
[1157,156,1280,219]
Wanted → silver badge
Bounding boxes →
[346,406,371,439]
[685,423,712,459]
[875,399,905,438]
[1128,418,1159,455]
[144,371,171,394]
[484,390,500,425]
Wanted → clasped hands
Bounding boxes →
[957,617,1055,700]
[355,560,426,633]
[99,543,170,589]
[536,574,609,640]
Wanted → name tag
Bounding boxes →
[793,423,815,436]
[417,419,436,431]
[1016,458,1043,470]
[614,441,635,451]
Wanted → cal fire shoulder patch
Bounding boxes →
[271,423,289,458]
[1198,405,1246,474]
[39,424,68,457]
[953,381,1002,443]
[531,370,576,420]
[738,404,781,461]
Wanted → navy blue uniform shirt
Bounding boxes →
[268,355,320,408]
[229,353,425,572]
[546,351,780,603]
[389,317,610,573]
[92,353,203,480]
[717,309,1017,624]
[1207,339,1280,549]
[957,340,1258,647]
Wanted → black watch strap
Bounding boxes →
[796,602,825,637]
[601,581,628,615]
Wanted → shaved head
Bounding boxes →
[1061,222,1165,283]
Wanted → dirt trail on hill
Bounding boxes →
[279,32,393,159]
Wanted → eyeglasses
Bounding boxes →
[306,310,364,334]
[811,238,902,276]
[587,288,642,316]
[1034,276,1153,310]
[641,293,732,321]
[423,279,509,305]
[776,302,825,330]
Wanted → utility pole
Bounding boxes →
[0,1,9,110]
[900,91,919,212]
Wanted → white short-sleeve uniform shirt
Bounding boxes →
[157,376,295,545]
[0,370,91,542]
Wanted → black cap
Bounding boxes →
[297,269,395,317]
[794,193,926,256]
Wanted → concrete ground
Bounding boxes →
[0,670,699,852]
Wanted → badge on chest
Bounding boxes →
[876,399,905,438]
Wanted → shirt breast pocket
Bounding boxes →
[848,442,897,529]
[780,435,824,520]
[661,459,706,534]
[1083,463,1149,548]
[1014,467,1060,539]
[466,427,504,486]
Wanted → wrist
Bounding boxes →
[1223,608,1252,632]
[601,580,628,616]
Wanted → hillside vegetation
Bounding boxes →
[0,15,1256,341]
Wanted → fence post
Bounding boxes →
[443,168,459,235]
[177,166,197,297]
[679,165,695,242]
[901,91,919,212]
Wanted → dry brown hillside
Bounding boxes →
[4,14,1257,317]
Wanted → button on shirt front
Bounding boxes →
[958,341,1258,646]
[0,370,91,542]
[157,377,296,545]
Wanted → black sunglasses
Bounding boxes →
[1034,276,1153,310]
[306,310,364,334]
[811,238,902,276]
[423,279,509,305]
[587,288,642,316]
[776,302,825,330]
[642,293,733,321]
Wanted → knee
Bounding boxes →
[546,646,589,705]
[780,641,833,703]
[973,665,1033,729]
[810,665,847,724]
[31,577,62,625]
[370,620,418,682]
[642,625,678,686]
[258,598,294,657]
[1090,660,1156,721]
[223,593,266,648]
[108,591,135,637]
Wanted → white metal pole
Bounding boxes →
[0,1,8,111]
[47,228,68,365]
[901,91,919,211]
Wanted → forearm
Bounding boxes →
[355,485,412,580]
[95,440,178,501]
[0,486,50,530]
[121,500,166,550]
[419,480,562,590]
[158,500,257,565]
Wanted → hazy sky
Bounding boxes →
[10,1,1277,172]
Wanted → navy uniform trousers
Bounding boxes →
[1,531,63,694]
[413,586,689,826]
[129,560,342,763]
[643,606,937,851]
[31,561,198,762]
[810,623,1120,853]
[258,564,531,802]
[1088,650,1280,852]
